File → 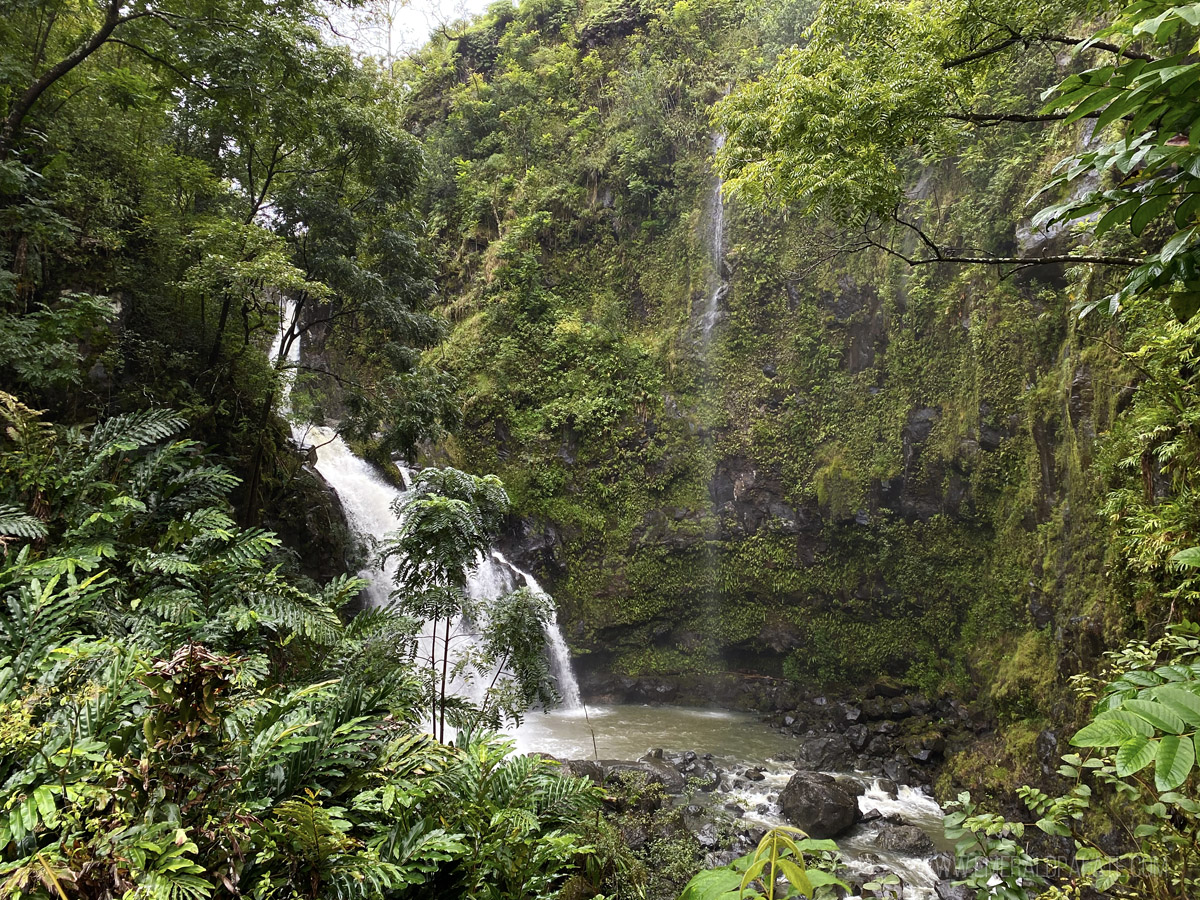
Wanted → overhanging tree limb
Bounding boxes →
[0,1,173,156]
[942,32,1156,69]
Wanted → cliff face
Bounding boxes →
[402,0,1131,724]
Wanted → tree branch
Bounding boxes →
[943,111,1075,125]
[0,2,166,156]
[943,31,1156,69]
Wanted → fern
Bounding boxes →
[88,409,188,459]
[0,504,46,541]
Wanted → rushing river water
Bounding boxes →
[513,705,948,900]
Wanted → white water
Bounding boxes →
[271,300,582,712]
[514,706,946,900]
[699,131,728,346]
[466,551,582,710]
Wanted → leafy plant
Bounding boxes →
[678,826,846,900]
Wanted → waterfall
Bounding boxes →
[271,300,582,714]
[487,550,583,710]
[700,131,728,346]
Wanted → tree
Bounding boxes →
[712,0,1165,277]
[383,466,559,742]
[1032,0,1200,318]
[0,399,602,899]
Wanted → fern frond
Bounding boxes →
[88,409,188,458]
[0,505,46,540]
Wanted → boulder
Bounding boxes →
[560,759,604,783]
[777,771,860,838]
[795,734,854,770]
[874,824,936,856]
[602,758,686,793]
[935,883,975,900]
[677,753,722,791]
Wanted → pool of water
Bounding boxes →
[511,704,949,899]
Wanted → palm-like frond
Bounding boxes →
[0,504,46,540]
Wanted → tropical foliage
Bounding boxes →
[0,398,604,899]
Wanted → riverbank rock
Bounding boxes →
[778,771,860,838]
[601,757,686,792]
[873,824,935,855]
[935,883,974,900]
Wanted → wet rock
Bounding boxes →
[560,760,604,783]
[862,698,889,719]
[873,778,899,799]
[744,767,766,782]
[778,771,860,838]
[929,853,956,880]
[846,724,870,751]
[705,850,741,869]
[697,823,721,850]
[882,759,918,785]
[621,824,650,851]
[835,775,867,798]
[935,882,975,900]
[795,734,854,770]
[723,803,745,818]
[678,754,722,791]
[603,758,685,793]
[888,699,911,718]
[874,824,935,856]
[1036,729,1060,777]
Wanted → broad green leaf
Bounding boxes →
[1094,196,1141,236]
[1150,686,1200,726]
[1066,87,1124,124]
[1115,735,1157,776]
[1072,711,1154,747]
[1124,698,1187,733]
[1154,734,1195,791]
[777,858,813,899]
[1131,193,1173,235]
[1171,546,1200,567]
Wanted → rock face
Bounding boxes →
[777,771,860,838]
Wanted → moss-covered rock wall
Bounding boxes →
[398,0,1133,718]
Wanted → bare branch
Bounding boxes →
[942,31,1156,69]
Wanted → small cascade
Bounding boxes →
[270,300,581,715]
[307,427,403,607]
[700,131,728,346]
[467,550,583,711]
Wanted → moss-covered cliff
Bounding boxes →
[397,0,1139,736]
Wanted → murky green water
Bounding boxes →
[511,703,797,763]
[510,703,949,900]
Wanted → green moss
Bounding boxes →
[405,0,1132,726]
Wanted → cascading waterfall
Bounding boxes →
[493,551,583,710]
[465,551,582,710]
[271,300,582,712]
[699,131,728,346]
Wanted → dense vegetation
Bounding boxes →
[6,0,1200,896]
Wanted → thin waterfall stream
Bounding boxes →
[699,131,728,346]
